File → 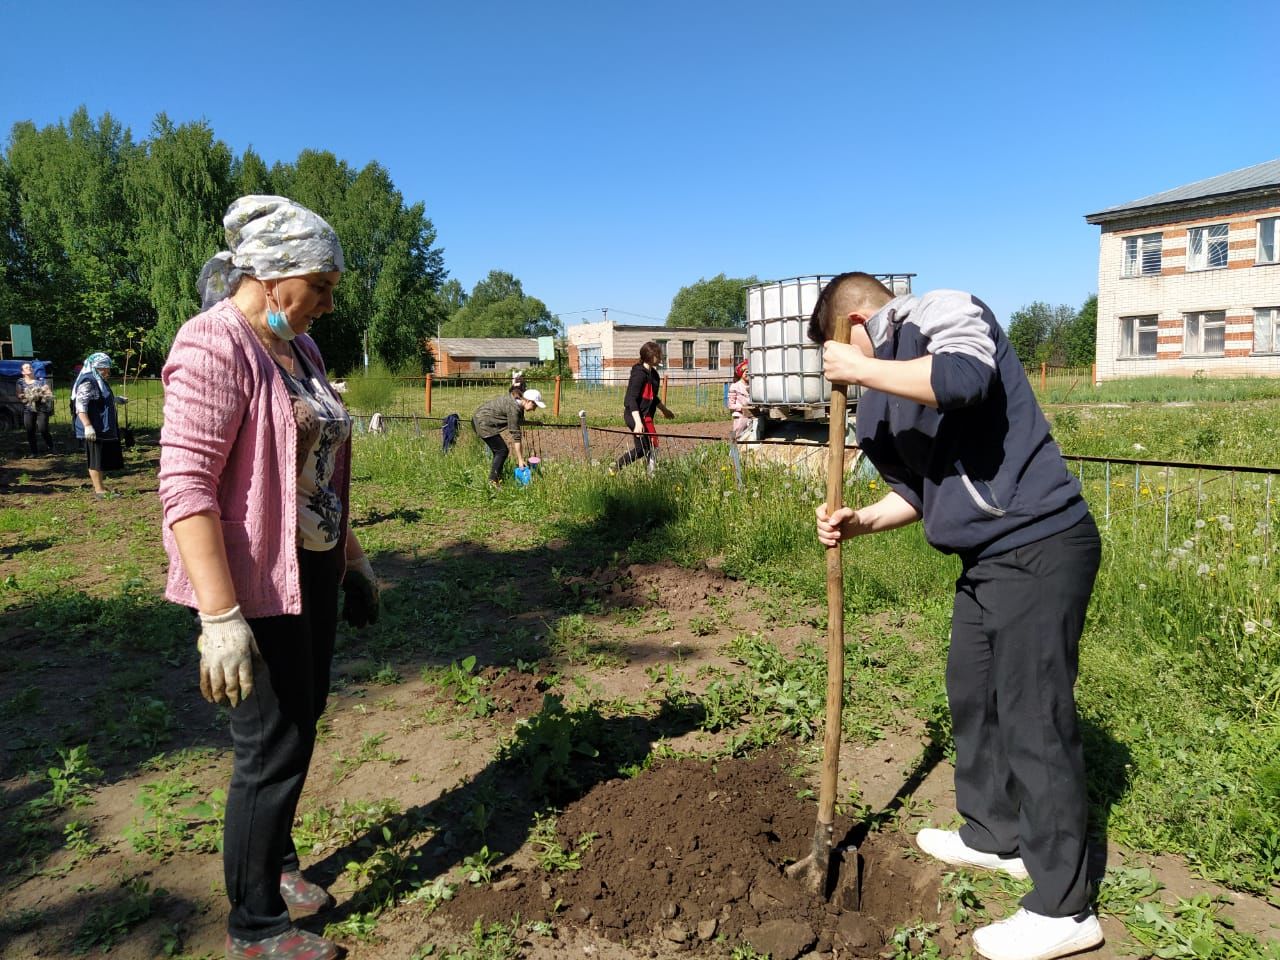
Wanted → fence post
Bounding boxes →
[662,376,669,407]
[554,376,562,416]
[578,409,590,459]
[1040,362,1047,392]
[729,440,744,489]
[1091,362,1097,386]
[425,375,432,415]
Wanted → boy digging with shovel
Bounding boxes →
[811,273,1102,960]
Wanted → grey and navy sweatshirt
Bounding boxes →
[855,290,1087,560]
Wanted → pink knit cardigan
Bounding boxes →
[158,299,350,617]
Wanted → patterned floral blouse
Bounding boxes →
[279,346,352,551]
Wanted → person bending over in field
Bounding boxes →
[472,385,546,486]
[811,272,1102,960]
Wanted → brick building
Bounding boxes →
[1085,158,1280,381]
[566,321,747,383]
[429,338,541,376]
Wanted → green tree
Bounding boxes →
[125,114,234,357]
[1060,294,1097,367]
[444,270,560,338]
[666,273,757,328]
[232,146,272,196]
[5,107,148,368]
[1006,301,1052,364]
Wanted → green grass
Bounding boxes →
[337,389,1280,903]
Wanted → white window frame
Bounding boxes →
[1186,224,1229,271]
[1183,310,1226,356]
[708,340,720,371]
[732,340,744,367]
[479,359,496,370]
[1258,218,1279,265]
[1122,233,1162,277]
[1255,307,1280,354]
[1119,315,1158,358]
[656,340,668,366]
[681,340,694,370]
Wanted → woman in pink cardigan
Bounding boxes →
[159,196,378,960]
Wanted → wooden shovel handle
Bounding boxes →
[819,314,851,829]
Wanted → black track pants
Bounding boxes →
[947,514,1101,918]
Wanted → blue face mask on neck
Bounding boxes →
[266,303,296,341]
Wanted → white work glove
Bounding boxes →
[197,605,260,707]
[82,424,97,442]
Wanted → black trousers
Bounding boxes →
[948,514,1100,918]
[24,410,52,454]
[224,546,342,940]
[478,432,509,482]
[614,431,654,471]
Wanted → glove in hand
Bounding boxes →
[342,556,380,627]
[197,605,260,707]
[83,424,97,442]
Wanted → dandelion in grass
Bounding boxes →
[1140,485,1151,495]
[1222,521,1234,532]
[1244,621,1258,635]
[1248,555,1262,566]
[869,480,878,490]
[1182,539,1194,550]
[1264,618,1274,630]
[1133,443,1146,451]
[1197,563,1210,576]
[1138,583,1147,591]
[1195,519,1206,529]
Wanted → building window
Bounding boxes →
[1184,310,1226,355]
[708,341,720,370]
[732,340,744,367]
[479,360,496,369]
[1259,218,1279,265]
[1186,224,1229,271]
[681,340,694,370]
[657,340,668,366]
[1256,307,1280,354]
[1119,315,1158,358]
[1122,233,1162,276]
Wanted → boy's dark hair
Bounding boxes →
[639,341,663,366]
[808,272,894,344]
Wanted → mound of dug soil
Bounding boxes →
[436,748,958,958]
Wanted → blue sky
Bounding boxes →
[3,0,1278,327]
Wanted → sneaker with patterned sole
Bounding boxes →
[972,907,1103,960]
[225,927,339,960]
[916,827,1029,878]
[279,871,336,914]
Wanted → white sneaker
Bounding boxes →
[915,828,1029,878]
[972,908,1103,960]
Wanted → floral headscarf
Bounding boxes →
[79,352,113,398]
[197,195,345,309]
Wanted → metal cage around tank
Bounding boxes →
[744,274,914,417]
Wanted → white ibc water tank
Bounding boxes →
[745,274,914,408]
[746,277,830,406]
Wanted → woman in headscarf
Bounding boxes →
[73,352,126,496]
[159,195,379,960]
[727,358,754,442]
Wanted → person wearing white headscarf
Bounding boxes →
[73,351,126,497]
[159,195,377,960]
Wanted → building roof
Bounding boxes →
[570,320,746,336]
[435,337,539,358]
[1085,158,1280,223]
